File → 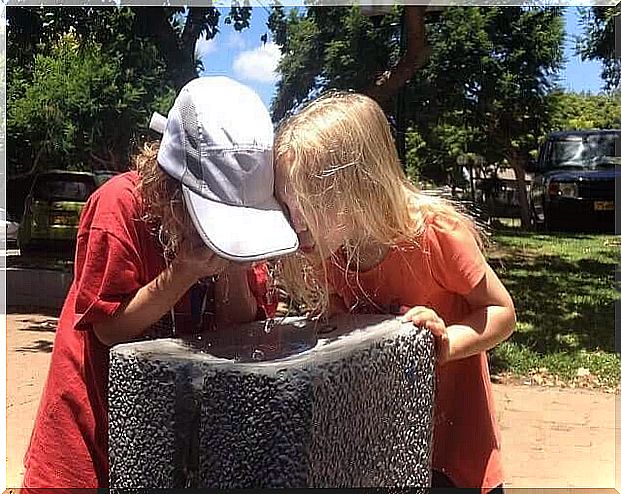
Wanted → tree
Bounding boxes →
[272,6,565,227]
[7,6,254,89]
[6,6,257,176]
[7,35,175,175]
[577,6,620,92]
[7,9,177,175]
[269,5,401,120]
[549,91,621,130]
[461,8,564,227]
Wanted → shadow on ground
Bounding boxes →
[487,229,618,376]
[18,319,58,333]
[16,339,54,353]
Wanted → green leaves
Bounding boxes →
[402,6,565,190]
[270,5,399,120]
[549,91,621,130]
[271,6,565,168]
[7,30,171,175]
[269,6,568,225]
[7,6,254,178]
[227,5,252,32]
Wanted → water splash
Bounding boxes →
[263,318,276,334]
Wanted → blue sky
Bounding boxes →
[558,7,603,93]
[198,7,605,109]
[197,6,280,106]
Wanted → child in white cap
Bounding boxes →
[23,77,297,488]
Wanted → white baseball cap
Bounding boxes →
[152,76,298,262]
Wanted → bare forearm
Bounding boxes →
[93,260,196,346]
[447,305,515,361]
[215,267,258,325]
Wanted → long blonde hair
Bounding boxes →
[132,141,196,260]
[274,91,482,314]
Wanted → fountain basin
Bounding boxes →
[109,314,435,488]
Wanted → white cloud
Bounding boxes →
[195,35,218,61]
[232,42,282,84]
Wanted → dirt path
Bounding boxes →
[5,311,617,489]
[496,384,615,487]
[6,312,57,488]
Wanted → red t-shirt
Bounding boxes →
[327,214,503,492]
[22,171,276,488]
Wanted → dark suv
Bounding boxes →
[527,130,619,232]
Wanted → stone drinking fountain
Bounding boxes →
[108,314,435,488]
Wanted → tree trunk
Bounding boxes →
[509,152,531,229]
[133,7,199,89]
[179,7,213,87]
[364,6,431,108]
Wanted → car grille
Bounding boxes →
[578,181,615,200]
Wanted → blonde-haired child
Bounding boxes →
[274,91,515,492]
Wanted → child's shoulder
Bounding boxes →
[92,170,139,197]
[405,190,472,233]
[425,211,471,236]
[87,171,141,209]
[425,210,458,227]
[400,190,483,253]
[410,211,482,257]
[79,171,142,230]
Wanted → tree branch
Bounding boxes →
[134,8,180,65]
[182,7,210,66]
[132,7,197,88]
[364,6,431,107]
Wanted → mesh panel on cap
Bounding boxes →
[177,89,203,183]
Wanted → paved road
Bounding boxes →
[5,312,617,489]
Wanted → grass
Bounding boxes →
[487,229,620,389]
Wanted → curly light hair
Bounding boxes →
[274,91,484,315]
[132,141,196,260]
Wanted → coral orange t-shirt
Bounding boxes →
[22,171,276,488]
[327,214,503,492]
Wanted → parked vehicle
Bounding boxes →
[93,170,119,187]
[1,207,20,249]
[475,175,529,220]
[18,170,99,254]
[527,130,619,232]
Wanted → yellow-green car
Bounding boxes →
[18,170,108,254]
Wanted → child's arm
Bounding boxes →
[402,263,515,365]
[92,244,229,346]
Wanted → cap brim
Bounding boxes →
[182,186,299,262]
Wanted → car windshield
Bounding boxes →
[550,134,621,168]
[33,175,96,202]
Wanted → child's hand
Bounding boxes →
[174,240,230,282]
[401,306,450,366]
